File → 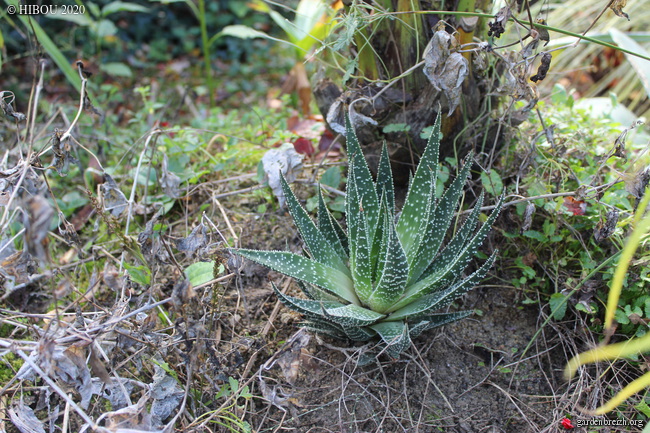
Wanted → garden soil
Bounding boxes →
[224,200,569,433]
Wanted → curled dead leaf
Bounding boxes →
[610,0,630,20]
[594,209,619,242]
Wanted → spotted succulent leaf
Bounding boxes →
[232,113,501,359]
[409,191,484,285]
[232,248,358,304]
[407,152,474,284]
[392,197,503,311]
[351,202,373,303]
[370,321,412,358]
[396,115,441,258]
[324,304,386,327]
[281,174,348,273]
[388,251,496,321]
[375,143,395,217]
[317,188,348,260]
[346,116,380,234]
[409,312,473,338]
[367,212,409,313]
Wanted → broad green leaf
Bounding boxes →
[211,25,302,51]
[45,10,93,26]
[232,248,358,304]
[100,62,132,78]
[95,19,118,38]
[184,261,215,287]
[320,166,341,189]
[479,169,503,196]
[382,123,411,133]
[396,115,440,258]
[281,174,348,274]
[101,1,149,16]
[549,293,568,321]
[268,10,301,43]
[124,263,151,286]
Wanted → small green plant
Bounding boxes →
[232,115,503,358]
[565,189,650,415]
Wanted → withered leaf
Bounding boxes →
[8,400,46,433]
[100,174,128,217]
[150,363,184,426]
[1,250,37,293]
[50,130,79,177]
[104,394,152,430]
[423,30,468,115]
[487,6,512,38]
[89,345,113,385]
[325,98,346,135]
[0,97,26,122]
[626,166,650,207]
[613,120,643,159]
[261,143,303,208]
[58,215,80,247]
[530,52,552,83]
[594,209,619,242]
[276,330,311,385]
[520,202,535,233]
[171,277,196,306]
[160,154,182,199]
[563,196,587,216]
[610,0,630,20]
[138,210,168,267]
[23,195,54,263]
[175,222,208,257]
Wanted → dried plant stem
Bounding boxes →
[26,60,46,148]
[58,63,87,145]
[214,198,238,243]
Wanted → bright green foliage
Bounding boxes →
[232,116,503,358]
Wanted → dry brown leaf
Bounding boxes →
[610,0,630,20]
[423,30,468,115]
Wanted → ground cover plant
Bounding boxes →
[1,0,650,432]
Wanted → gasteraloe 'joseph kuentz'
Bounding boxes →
[231,115,503,358]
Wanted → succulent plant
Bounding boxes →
[231,116,503,358]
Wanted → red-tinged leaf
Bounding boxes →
[318,128,340,152]
[563,197,586,215]
[293,137,315,156]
